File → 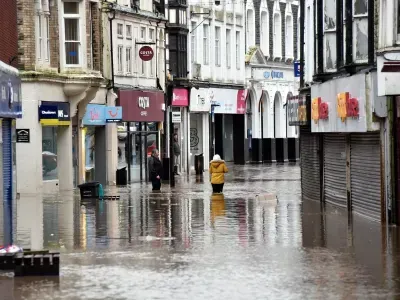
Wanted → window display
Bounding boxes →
[42,126,58,180]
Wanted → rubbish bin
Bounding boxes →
[162,157,170,180]
[116,166,127,185]
[78,182,100,199]
[194,153,204,175]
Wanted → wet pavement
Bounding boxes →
[2,164,400,299]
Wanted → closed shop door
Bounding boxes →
[350,133,382,221]
[323,134,347,208]
[300,128,321,202]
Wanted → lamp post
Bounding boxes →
[209,101,220,160]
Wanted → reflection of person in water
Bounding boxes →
[211,193,225,224]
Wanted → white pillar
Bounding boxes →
[106,91,118,185]
[57,125,73,190]
[16,83,42,194]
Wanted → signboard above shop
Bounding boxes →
[172,88,189,106]
[139,46,154,61]
[117,90,164,122]
[82,104,123,126]
[38,101,70,126]
[0,61,22,118]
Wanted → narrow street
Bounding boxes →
[1,164,400,299]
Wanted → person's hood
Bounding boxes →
[210,159,225,167]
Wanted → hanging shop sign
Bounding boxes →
[38,101,71,126]
[139,46,154,61]
[105,106,123,123]
[288,95,308,126]
[16,129,30,143]
[172,88,189,106]
[0,61,22,118]
[311,97,329,124]
[236,89,248,114]
[172,111,181,123]
[117,90,164,122]
[82,105,123,125]
[82,104,106,126]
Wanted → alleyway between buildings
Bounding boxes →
[1,164,400,299]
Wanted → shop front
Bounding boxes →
[0,61,22,245]
[311,72,387,222]
[247,66,299,163]
[212,88,247,164]
[189,88,211,171]
[38,102,71,186]
[78,104,122,186]
[117,90,164,182]
[171,88,189,174]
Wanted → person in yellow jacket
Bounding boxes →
[209,154,228,193]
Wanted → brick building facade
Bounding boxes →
[0,0,18,68]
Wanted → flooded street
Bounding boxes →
[2,164,400,299]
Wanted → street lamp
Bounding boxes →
[210,101,220,160]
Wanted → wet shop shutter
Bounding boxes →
[350,133,382,221]
[323,134,347,208]
[2,119,13,245]
[300,127,321,202]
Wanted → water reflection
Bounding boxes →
[4,165,400,298]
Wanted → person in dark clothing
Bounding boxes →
[173,133,181,175]
[148,148,163,191]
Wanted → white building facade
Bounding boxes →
[188,0,247,167]
[245,0,300,164]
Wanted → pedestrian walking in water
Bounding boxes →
[209,154,228,193]
[173,133,181,175]
[148,149,163,191]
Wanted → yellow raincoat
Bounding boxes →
[209,159,228,184]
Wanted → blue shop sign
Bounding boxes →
[263,70,284,80]
[39,101,71,125]
[0,61,22,118]
[294,61,301,77]
[105,106,123,123]
[82,104,106,126]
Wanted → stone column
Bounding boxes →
[106,90,118,185]
[57,125,73,190]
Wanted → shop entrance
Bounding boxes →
[118,122,160,183]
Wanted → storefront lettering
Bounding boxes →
[42,110,57,115]
[89,109,100,120]
[138,96,150,109]
[337,92,359,122]
[263,70,284,79]
[140,111,148,116]
[312,97,329,123]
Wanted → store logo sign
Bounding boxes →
[311,97,329,123]
[337,92,359,122]
[138,96,150,109]
[263,70,284,79]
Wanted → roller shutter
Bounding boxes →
[300,127,321,202]
[323,134,347,208]
[350,133,382,221]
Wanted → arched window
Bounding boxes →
[260,11,269,56]
[273,13,282,58]
[285,15,293,58]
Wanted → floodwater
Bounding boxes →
[1,164,400,299]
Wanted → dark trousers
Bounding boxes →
[152,179,161,191]
[212,183,224,193]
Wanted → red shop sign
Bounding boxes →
[139,46,154,61]
[117,90,165,122]
[172,88,189,106]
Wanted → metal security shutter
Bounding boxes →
[2,120,12,205]
[300,128,321,202]
[2,119,13,245]
[323,134,347,207]
[350,133,382,221]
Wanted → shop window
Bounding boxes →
[323,0,337,71]
[353,0,368,63]
[42,127,58,181]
